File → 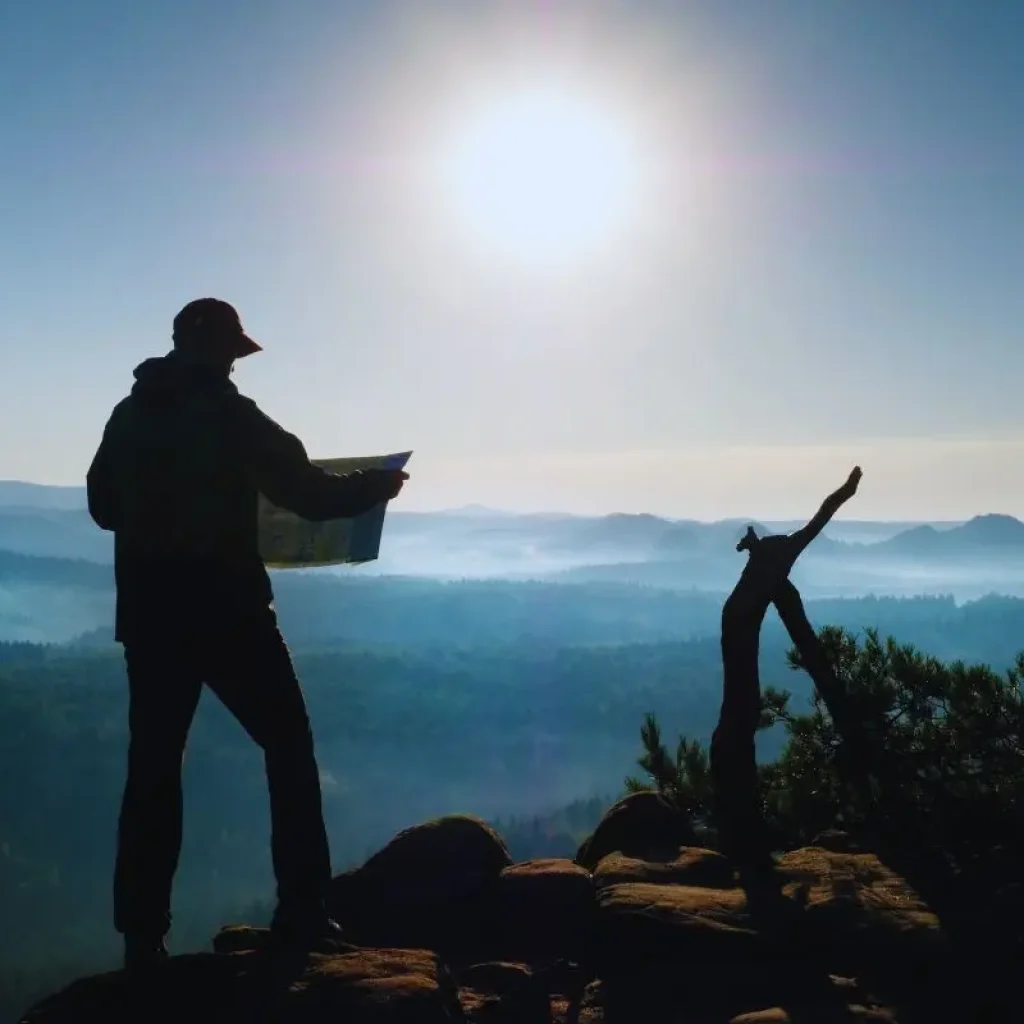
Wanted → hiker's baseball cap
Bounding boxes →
[172,298,263,358]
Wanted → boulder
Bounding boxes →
[810,829,866,853]
[494,858,594,963]
[774,846,943,972]
[19,954,237,1024]
[550,980,604,1024]
[212,925,356,957]
[348,815,513,883]
[574,792,699,870]
[572,966,898,1023]
[590,845,944,978]
[729,1008,895,1023]
[269,948,461,1023]
[593,880,764,974]
[455,962,550,1022]
[328,815,512,957]
[18,947,461,1024]
[19,829,982,1024]
[592,846,735,889]
[214,925,270,955]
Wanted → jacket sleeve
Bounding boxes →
[86,415,119,531]
[239,399,389,521]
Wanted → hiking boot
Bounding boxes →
[268,903,349,953]
[124,933,169,972]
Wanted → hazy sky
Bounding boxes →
[2,1,1021,520]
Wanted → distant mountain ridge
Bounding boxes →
[0,481,87,510]
[0,480,962,535]
[874,513,1024,556]
[2,481,1022,583]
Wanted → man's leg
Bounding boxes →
[205,622,334,939]
[115,644,202,959]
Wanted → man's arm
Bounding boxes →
[86,415,119,531]
[789,466,862,556]
[239,399,405,521]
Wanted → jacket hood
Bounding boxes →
[131,352,238,404]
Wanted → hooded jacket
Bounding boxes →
[87,352,392,643]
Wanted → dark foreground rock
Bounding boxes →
[575,791,700,870]
[495,858,594,963]
[19,808,1020,1023]
[328,814,512,958]
[19,946,461,1024]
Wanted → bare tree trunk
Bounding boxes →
[772,580,872,795]
[710,467,866,865]
[711,593,772,864]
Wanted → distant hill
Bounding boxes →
[0,549,111,588]
[2,480,1021,586]
[0,508,112,562]
[0,549,114,644]
[0,481,86,510]
[877,514,1024,558]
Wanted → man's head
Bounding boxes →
[172,298,262,370]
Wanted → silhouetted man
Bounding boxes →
[86,298,408,969]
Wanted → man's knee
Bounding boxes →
[125,738,185,789]
[250,671,316,757]
[264,715,317,764]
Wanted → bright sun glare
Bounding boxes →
[434,81,643,267]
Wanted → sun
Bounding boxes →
[432,81,644,267]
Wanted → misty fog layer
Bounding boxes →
[3,486,1024,1017]
[3,493,1024,647]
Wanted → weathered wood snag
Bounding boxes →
[711,467,865,865]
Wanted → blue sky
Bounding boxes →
[2,0,1021,518]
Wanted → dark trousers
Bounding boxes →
[113,623,332,938]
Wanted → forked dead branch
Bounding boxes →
[712,467,872,864]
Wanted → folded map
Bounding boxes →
[258,451,412,569]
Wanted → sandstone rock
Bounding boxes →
[809,829,866,854]
[570,966,894,1024]
[19,954,237,1024]
[214,924,269,954]
[350,815,512,883]
[591,846,944,978]
[592,846,735,889]
[551,980,604,1023]
[729,1006,895,1023]
[19,947,461,1023]
[593,880,764,973]
[775,846,943,969]
[18,832,978,1024]
[328,814,511,956]
[575,792,699,870]
[274,948,461,1023]
[495,858,594,963]
[211,924,358,957]
[456,962,549,1022]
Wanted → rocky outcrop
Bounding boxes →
[589,845,943,980]
[19,805,1013,1023]
[495,858,594,964]
[20,947,461,1024]
[574,791,700,870]
[327,814,512,957]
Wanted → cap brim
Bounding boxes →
[233,333,263,358]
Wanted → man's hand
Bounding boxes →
[369,468,408,502]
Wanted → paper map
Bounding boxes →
[258,451,412,569]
